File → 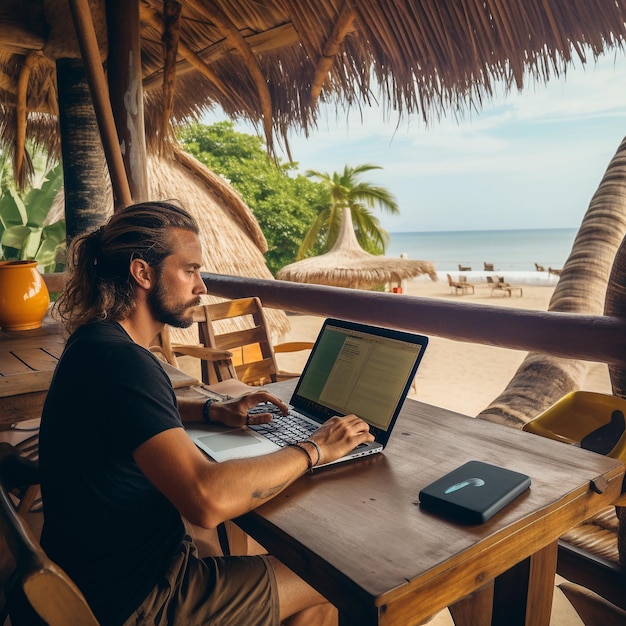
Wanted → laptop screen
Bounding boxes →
[290,319,428,444]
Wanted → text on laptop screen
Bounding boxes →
[295,323,424,430]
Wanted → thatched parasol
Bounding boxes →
[278,208,437,289]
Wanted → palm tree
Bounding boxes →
[56,59,110,240]
[297,164,399,260]
[478,135,626,427]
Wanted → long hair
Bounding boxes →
[54,201,199,334]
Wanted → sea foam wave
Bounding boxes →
[412,270,561,286]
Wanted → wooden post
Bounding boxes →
[66,0,133,209]
[106,0,148,205]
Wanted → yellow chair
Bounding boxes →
[523,391,626,462]
[523,391,626,624]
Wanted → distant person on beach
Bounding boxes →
[38,201,374,626]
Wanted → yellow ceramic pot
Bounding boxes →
[0,260,50,330]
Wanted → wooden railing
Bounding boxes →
[202,273,626,367]
[43,271,626,367]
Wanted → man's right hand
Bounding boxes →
[307,414,375,466]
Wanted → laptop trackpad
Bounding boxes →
[198,430,261,453]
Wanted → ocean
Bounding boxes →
[386,228,577,274]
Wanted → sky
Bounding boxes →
[206,48,626,234]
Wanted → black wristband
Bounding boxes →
[202,398,217,423]
[301,439,321,466]
[288,443,313,472]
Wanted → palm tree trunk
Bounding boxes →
[56,58,110,240]
[603,233,626,563]
[606,234,626,396]
[478,135,626,426]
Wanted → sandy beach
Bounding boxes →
[276,276,612,417]
[275,277,609,625]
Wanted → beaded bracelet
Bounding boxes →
[202,398,218,423]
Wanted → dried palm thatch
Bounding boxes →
[2,0,626,178]
[47,145,291,340]
[278,208,437,289]
[149,148,291,341]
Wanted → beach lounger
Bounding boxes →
[486,275,523,297]
[458,264,471,272]
[447,274,474,295]
[483,262,494,271]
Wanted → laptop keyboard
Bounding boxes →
[247,404,317,447]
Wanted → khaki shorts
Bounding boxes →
[123,538,279,626]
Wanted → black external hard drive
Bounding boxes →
[418,460,531,524]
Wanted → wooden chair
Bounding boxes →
[483,262,494,271]
[273,341,315,375]
[558,580,626,626]
[150,320,236,385]
[0,443,99,626]
[156,297,313,386]
[0,421,43,523]
[446,274,474,295]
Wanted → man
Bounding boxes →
[39,201,374,625]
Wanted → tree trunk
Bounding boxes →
[603,233,626,563]
[478,135,626,426]
[56,57,110,240]
[606,234,626,396]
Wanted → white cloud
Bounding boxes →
[205,49,626,231]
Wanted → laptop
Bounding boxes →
[186,318,429,468]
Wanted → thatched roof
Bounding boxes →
[149,148,291,340]
[48,144,291,340]
[2,0,626,168]
[278,208,437,289]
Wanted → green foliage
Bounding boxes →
[178,122,325,275]
[0,162,66,272]
[299,164,399,260]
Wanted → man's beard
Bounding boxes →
[148,275,201,328]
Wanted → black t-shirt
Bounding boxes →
[39,321,186,626]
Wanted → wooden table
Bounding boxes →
[229,380,624,626]
[0,317,65,427]
[0,316,200,428]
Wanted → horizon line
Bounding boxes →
[387,226,578,235]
